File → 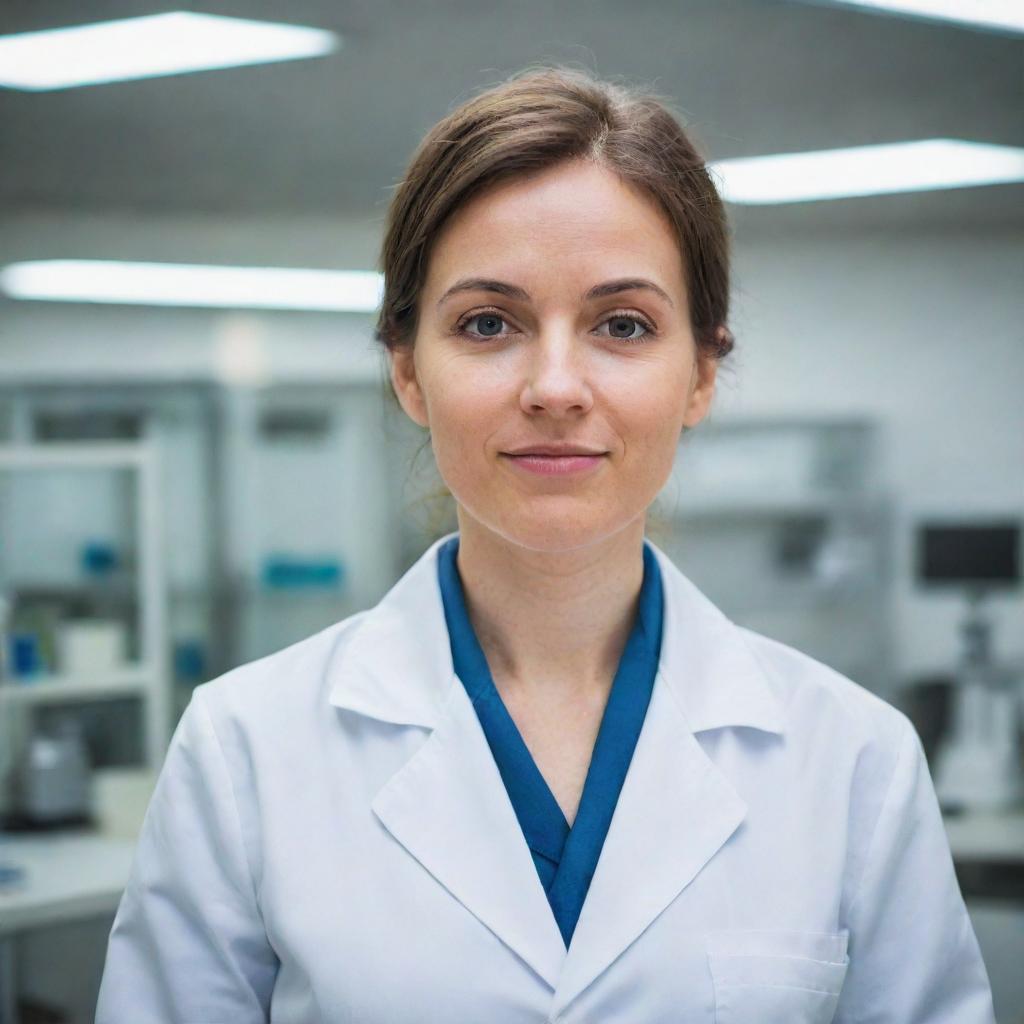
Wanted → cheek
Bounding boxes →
[616,369,688,447]
[630,413,683,475]
[425,376,501,468]
[608,376,689,495]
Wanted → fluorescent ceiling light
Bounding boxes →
[709,139,1024,205]
[0,12,339,91]
[805,0,1024,36]
[0,261,383,311]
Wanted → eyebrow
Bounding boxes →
[435,276,675,310]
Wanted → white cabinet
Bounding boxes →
[0,442,170,810]
[654,418,895,699]
[0,380,404,739]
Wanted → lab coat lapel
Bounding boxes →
[327,534,566,989]
[327,533,786,1006]
[551,540,786,1015]
[549,677,746,1013]
[371,679,567,988]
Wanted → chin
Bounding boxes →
[461,503,641,555]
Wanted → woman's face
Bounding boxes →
[390,158,719,553]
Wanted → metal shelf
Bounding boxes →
[670,493,882,518]
[0,665,153,707]
[0,442,150,470]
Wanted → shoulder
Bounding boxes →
[654,543,914,767]
[732,626,931,886]
[185,608,371,737]
[739,625,910,737]
[735,624,916,783]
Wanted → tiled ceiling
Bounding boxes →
[1,0,1021,235]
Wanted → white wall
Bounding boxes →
[2,212,1022,683]
[2,209,1022,1024]
[0,212,385,385]
[726,229,1024,682]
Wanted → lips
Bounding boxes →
[502,446,608,457]
[501,450,607,477]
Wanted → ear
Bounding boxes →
[388,345,430,429]
[681,330,724,429]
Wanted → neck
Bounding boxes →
[452,514,647,703]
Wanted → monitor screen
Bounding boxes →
[916,522,1021,585]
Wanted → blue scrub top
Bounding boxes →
[436,535,664,948]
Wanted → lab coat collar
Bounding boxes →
[327,530,786,738]
[326,531,785,1009]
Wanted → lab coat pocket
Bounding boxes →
[705,929,850,1024]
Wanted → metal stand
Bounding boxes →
[934,588,1023,811]
[0,936,16,1024]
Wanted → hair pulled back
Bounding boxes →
[373,65,735,364]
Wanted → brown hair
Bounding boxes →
[374,63,735,366]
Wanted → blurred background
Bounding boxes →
[0,2,1021,1021]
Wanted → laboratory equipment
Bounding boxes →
[916,521,1023,812]
[57,618,129,675]
[14,717,93,826]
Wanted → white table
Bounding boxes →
[942,808,1024,864]
[0,831,136,1024]
[0,811,1021,1024]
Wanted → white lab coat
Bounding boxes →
[95,531,995,1023]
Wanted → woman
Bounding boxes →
[96,66,995,1023]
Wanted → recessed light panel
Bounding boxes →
[710,140,1024,205]
[0,261,383,311]
[0,11,339,91]
[804,0,1024,36]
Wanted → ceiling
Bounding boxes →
[0,0,1021,238]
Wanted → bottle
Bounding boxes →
[0,591,10,683]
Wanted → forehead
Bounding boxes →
[424,160,685,301]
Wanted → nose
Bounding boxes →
[518,327,594,418]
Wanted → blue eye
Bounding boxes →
[453,308,657,343]
[457,312,508,339]
[598,313,656,343]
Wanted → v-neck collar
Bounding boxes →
[330,529,785,1004]
[436,534,664,947]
